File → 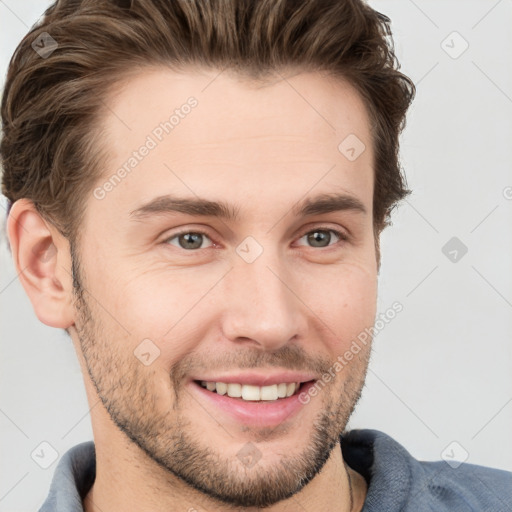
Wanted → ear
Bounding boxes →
[6,198,75,329]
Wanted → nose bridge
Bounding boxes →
[220,244,304,349]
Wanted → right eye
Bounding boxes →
[163,231,214,251]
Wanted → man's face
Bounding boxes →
[71,68,377,508]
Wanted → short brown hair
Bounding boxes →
[1,0,414,263]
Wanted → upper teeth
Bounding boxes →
[200,381,300,401]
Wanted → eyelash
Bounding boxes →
[163,226,349,250]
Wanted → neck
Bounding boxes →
[83,433,366,512]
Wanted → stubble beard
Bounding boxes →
[70,249,371,509]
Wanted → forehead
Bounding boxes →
[90,67,374,226]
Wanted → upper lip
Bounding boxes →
[191,372,318,387]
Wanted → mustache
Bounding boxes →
[170,344,332,385]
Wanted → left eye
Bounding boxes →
[296,229,346,248]
[164,228,346,251]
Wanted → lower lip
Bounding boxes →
[189,380,316,428]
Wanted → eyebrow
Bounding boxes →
[129,192,367,221]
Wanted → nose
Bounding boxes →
[220,249,307,351]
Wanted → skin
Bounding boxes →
[8,68,377,511]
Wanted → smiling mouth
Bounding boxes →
[194,380,314,402]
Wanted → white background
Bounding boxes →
[1,1,511,510]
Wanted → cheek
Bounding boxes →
[298,263,377,352]
[104,265,224,356]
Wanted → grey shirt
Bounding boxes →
[38,429,512,511]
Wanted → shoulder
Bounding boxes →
[38,441,96,512]
[418,458,512,510]
[341,429,512,512]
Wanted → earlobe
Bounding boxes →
[6,198,75,329]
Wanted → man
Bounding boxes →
[1,0,510,511]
